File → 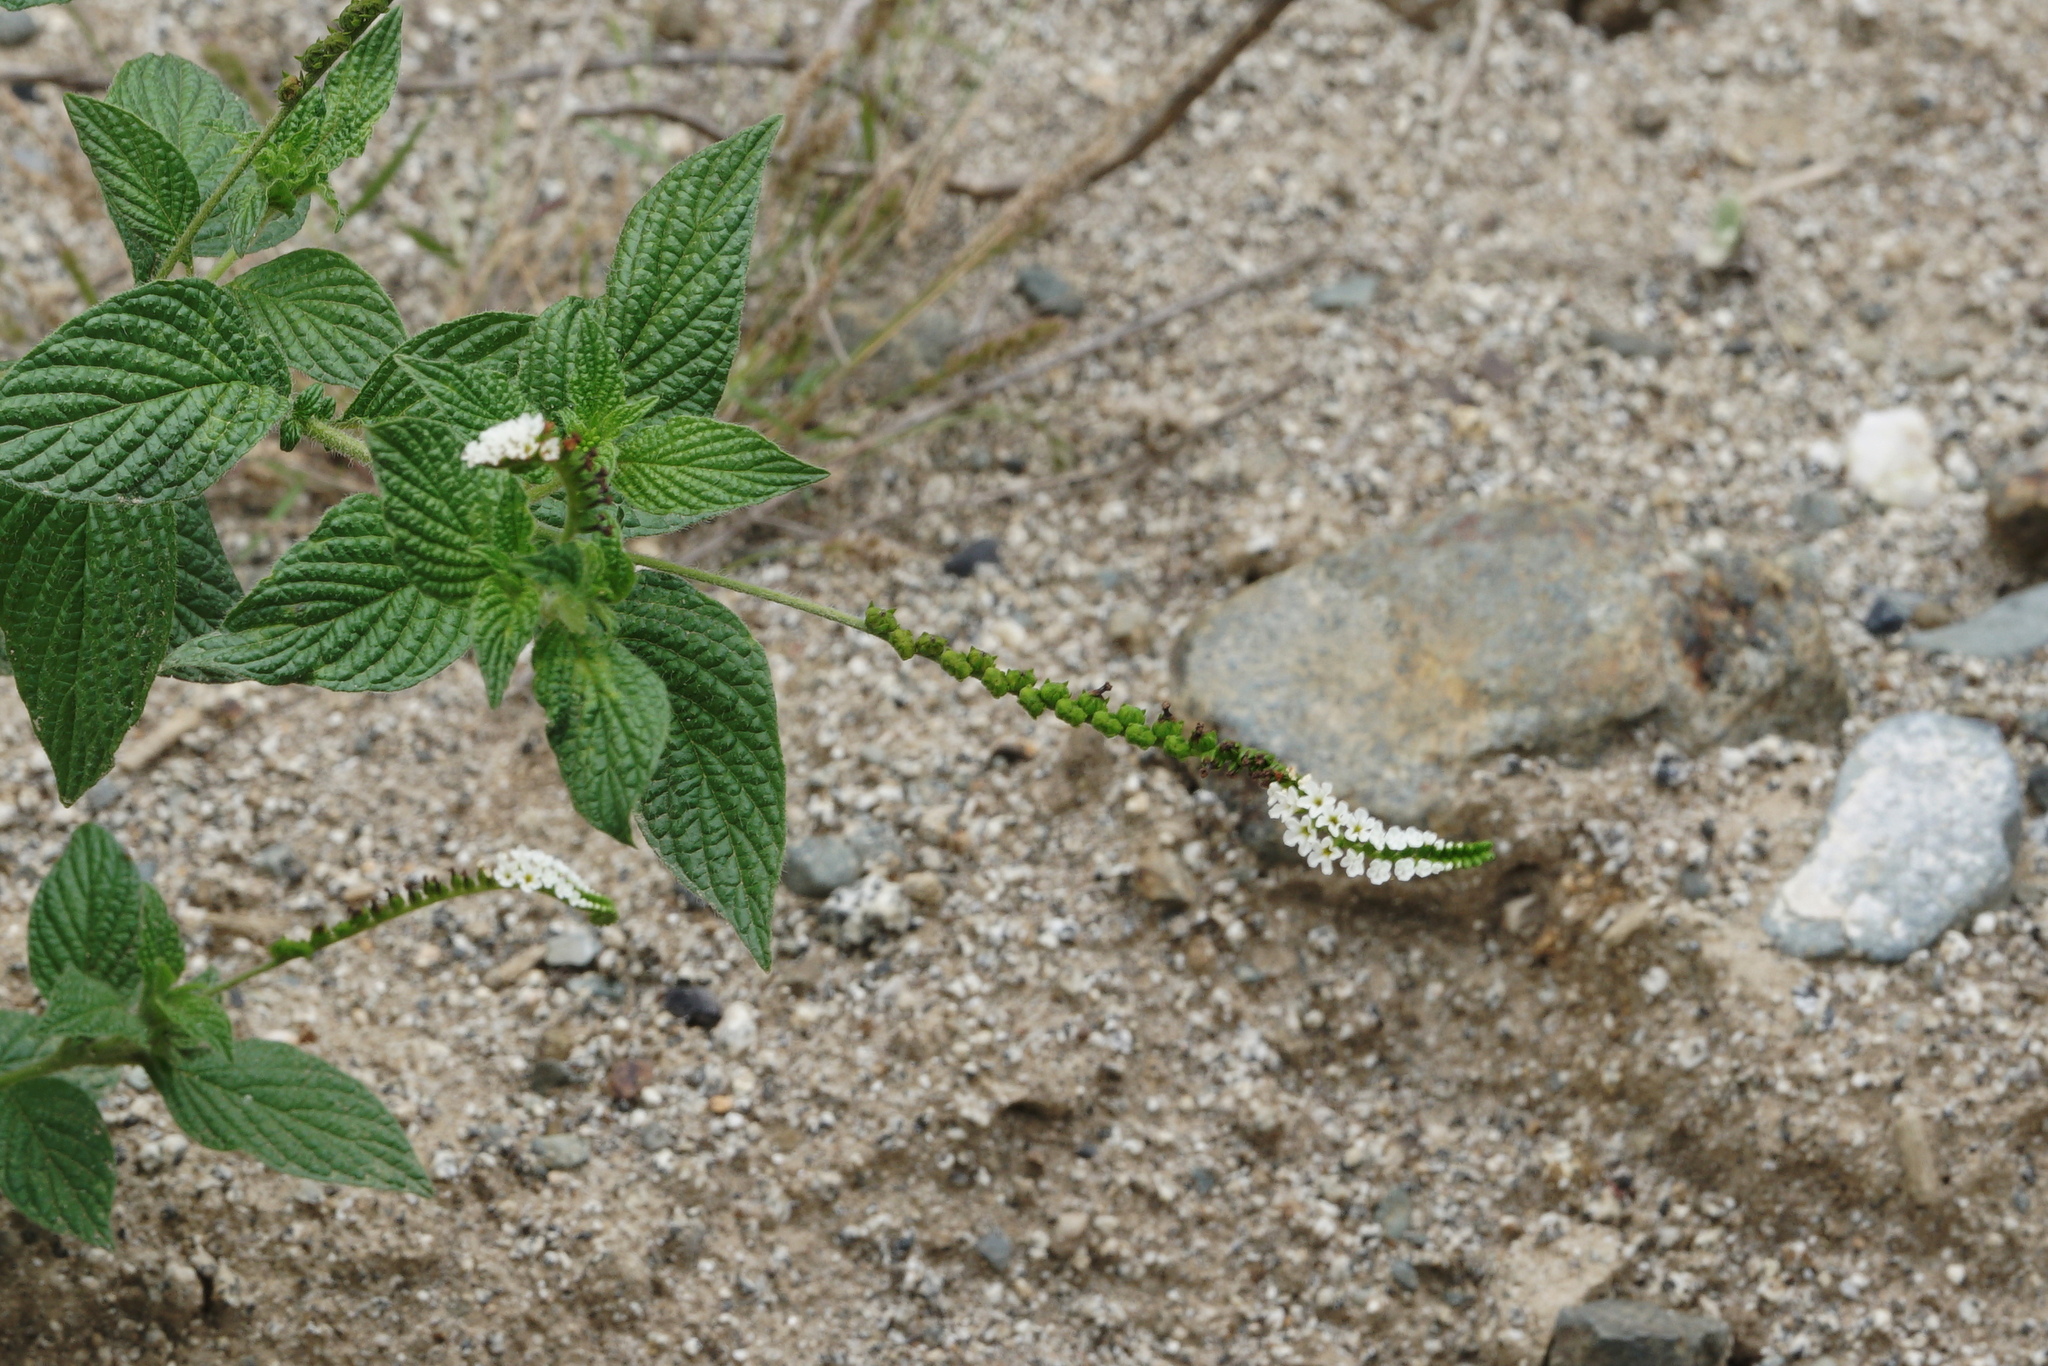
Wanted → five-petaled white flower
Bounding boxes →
[460,412,561,468]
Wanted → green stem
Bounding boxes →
[57,247,99,307]
[152,100,296,282]
[207,870,519,997]
[300,414,371,464]
[627,551,867,630]
[0,1037,149,1095]
[205,250,243,283]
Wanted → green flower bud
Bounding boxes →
[887,629,916,659]
[1054,699,1086,726]
[1125,726,1156,748]
[1162,736,1192,759]
[914,633,947,660]
[1116,704,1146,727]
[1038,681,1070,706]
[939,650,972,680]
[1018,688,1046,718]
[1090,713,1124,737]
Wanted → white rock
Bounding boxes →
[820,874,910,949]
[1639,965,1671,999]
[712,1001,758,1054]
[1845,407,1941,509]
[1763,712,2020,961]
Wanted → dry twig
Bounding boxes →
[1437,0,1502,146]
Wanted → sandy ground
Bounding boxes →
[4,0,2048,1363]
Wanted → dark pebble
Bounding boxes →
[662,983,724,1028]
[943,537,1001,577]
[2028,765,2048,811]
[1862,590,1922,637]
[527,1058,575,1092]
[1189,1166,1218,1195]
[2019,710,2048,744]
[1678,866,1714,901]
[1858,301,1893,328]
[1652,754,1693,788]
[1791,489,1848,535]
[1390,1259,1420,1292]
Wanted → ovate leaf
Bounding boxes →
[27,825,143,1000]
[523,296,638,444]
[604,118,778,419]
[613,415,825,522]
[473,573,538,709]
[0,279,290,503]
[106,53,264,258]
[258,9,404,223]
[146,981,234,1061]
[0,493,177,803]
[614,573,784,967]
[137,884,185,981]
[62,93,202,282]
[164,494,470,691]
[149,1039,429,1195]
[344,312,533,424]
[368,416,509,602]
[228,249,407,387]
[39,969,146,1045]
[532,626,671,844]
[1,1012,46,1068]
[368,357,525,437]
[0,1079,118,1246]
[171,498,242,647]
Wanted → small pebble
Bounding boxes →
[712,1001,758,1054]
[942,537,1001,577]
[1389,1259,1420,1292]
[544,926,602,969]
[1862,590,1923,637]
[1845,407,1941,509]
[1310,272,1381,312]
[781,835,862,897]
[662,983,724,1028]
[0,12,38,46]
[1587,327,1673,360]
[532,1133,591,1171]
[973,1228,1014,1273]
[1015,266,1084,317]
[606,1057,656,1103]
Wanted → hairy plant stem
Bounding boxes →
[208,873,505,997]
[627,551,866,630]
[151,101,296,282]
[300,414,371,464]
[0,1036,149,1095]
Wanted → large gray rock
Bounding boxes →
[1763,712,2021,961]
[1543,1300,1731,1366]
[1173,499,1845,825]
[1904,582,2048,660]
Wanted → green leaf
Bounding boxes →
[137,884,185,981]
[614,573,785,967]
[0,1079,117,1246]
[0,279,290,503]
[532,497,715,538]
[0,1011,49,1069]
[227,249,407,388]
[40,969,146,1044]
[523,296,639,443]
[368,416,511,602]
[27,825,143,1001]
[105,53,264,258]
[472,573,538,709]
[344,312,533,424]
[604,118,778,419]
[532,626,672,844]
[259,9,404,223]
[613,415,825,521]
[171,498,242,647]
[148,1039,429,1195]
[147,983,234,1061]
[62,93,202,283]
[164,493,470,691]
[0,491,177,803]
[370,357,525,436]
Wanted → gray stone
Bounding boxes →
[1173,500,1846,825]
[1790,489,1848,535]
[0,12,38,46]
[1863,590,1922,637]
[1677,866,1714,901]
[527,1058,575,1092]
[564,972,624,1002]
[1542,1299,1731,1366]
[973,1228,1014,1272]
[532,1133,591,1171]
[1762,712,2021,961]
[819,875,910,950]
[1389,1259,1420,1291]
[636,1122,677,1153]
[543,925,602,969]
[1310,273,1381,312]
[782,835,862,898]
[661,982,723,1028]
[1588,328,1674,360]
[1904,583,2048,660]
[1015,266,1083,317]
[250,842,307,884]
[2021,710,2048,744]
[2028,765,2048,811]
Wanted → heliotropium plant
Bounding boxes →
[0,0,1494,1244]
[0,823,616,1247]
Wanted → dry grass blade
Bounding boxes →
[834,251,1323,463]
[570,102,730,142]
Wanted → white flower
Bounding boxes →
[1265,773,1477,884]
[484,847,612,917]
[460,412,561,467]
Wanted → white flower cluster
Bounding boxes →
[1267,774,1460,883]
[460,412,560,468]
[484,847,611,915]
